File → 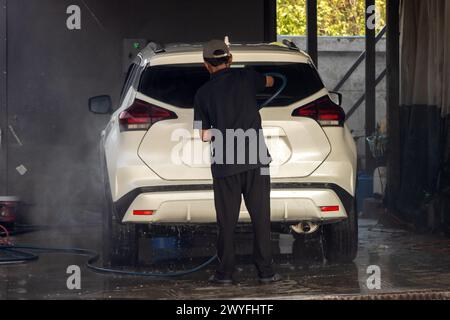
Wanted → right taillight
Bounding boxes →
[292,95,345,126]
[119,99,177,132]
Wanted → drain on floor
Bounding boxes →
[320,290,450,300]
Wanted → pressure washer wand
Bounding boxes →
[258,73,288,109]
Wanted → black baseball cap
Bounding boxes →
[203,39,231,59]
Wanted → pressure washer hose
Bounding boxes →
[0,244,217,277]
[0,72,287,276]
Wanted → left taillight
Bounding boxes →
[119,99,177,132]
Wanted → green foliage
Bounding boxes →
[277,0,386,36]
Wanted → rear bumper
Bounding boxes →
[116,183,352,224]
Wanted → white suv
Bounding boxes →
[89,42,358,266]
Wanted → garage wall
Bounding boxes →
[2,0,270,225]
[0,1,6,196]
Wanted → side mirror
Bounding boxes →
[329,91,343,106]
[89,95,112,114]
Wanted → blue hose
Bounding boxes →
[0,247,39,264]
[0,244,217,278]
[258,72,288,109]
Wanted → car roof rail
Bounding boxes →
[146,41,166,54]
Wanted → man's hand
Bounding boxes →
[200,129,212,142]
[266,76,275,88]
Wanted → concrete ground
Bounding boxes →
[1,218,450,300]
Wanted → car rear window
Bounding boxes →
[138,62,324,108]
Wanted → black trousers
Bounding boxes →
[213,167,274,278]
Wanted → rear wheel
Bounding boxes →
[102,159,138,267]
[322,196,358,263]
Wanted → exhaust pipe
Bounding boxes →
[291,221,319,235]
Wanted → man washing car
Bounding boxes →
[194,39,282,285]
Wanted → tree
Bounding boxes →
[277,0,386,36]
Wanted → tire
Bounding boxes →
[322,195,358,263]
[101,157,138,267]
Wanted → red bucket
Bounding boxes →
[0,196,20,226]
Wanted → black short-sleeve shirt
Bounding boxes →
[194,68,272,179]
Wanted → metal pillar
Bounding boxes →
[0,0,7,195]
[365,0,376,172]
[306,0,318,66]
[263,0,277,43]
[386,0,400,210]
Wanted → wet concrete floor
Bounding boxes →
[1,218,450,299]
